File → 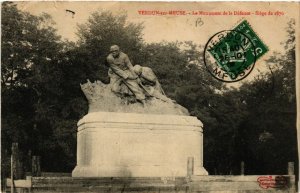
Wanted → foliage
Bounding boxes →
[233,19,297,175]
[1,2,77,173]
[76,11,144,82]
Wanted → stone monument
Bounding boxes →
[72,46,208,177]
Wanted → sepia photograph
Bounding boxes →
[1,1,299,192]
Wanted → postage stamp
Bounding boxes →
[204,20,269,82]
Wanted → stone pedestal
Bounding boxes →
[72,112,208,177]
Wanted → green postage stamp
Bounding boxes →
[204,20,269,82]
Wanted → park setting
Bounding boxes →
[1,1,298,192]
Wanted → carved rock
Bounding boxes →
[80,80,189,115]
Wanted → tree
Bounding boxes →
[76,11,144,82]
[1,2,73,174]
[232,19,297,175]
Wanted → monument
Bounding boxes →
[72,45,208,177]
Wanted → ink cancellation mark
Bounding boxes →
[203,20,269,82]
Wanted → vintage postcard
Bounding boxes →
[1,1,300,192]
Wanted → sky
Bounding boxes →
[16,1,299,85]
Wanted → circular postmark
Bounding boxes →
[204,30,257,82]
